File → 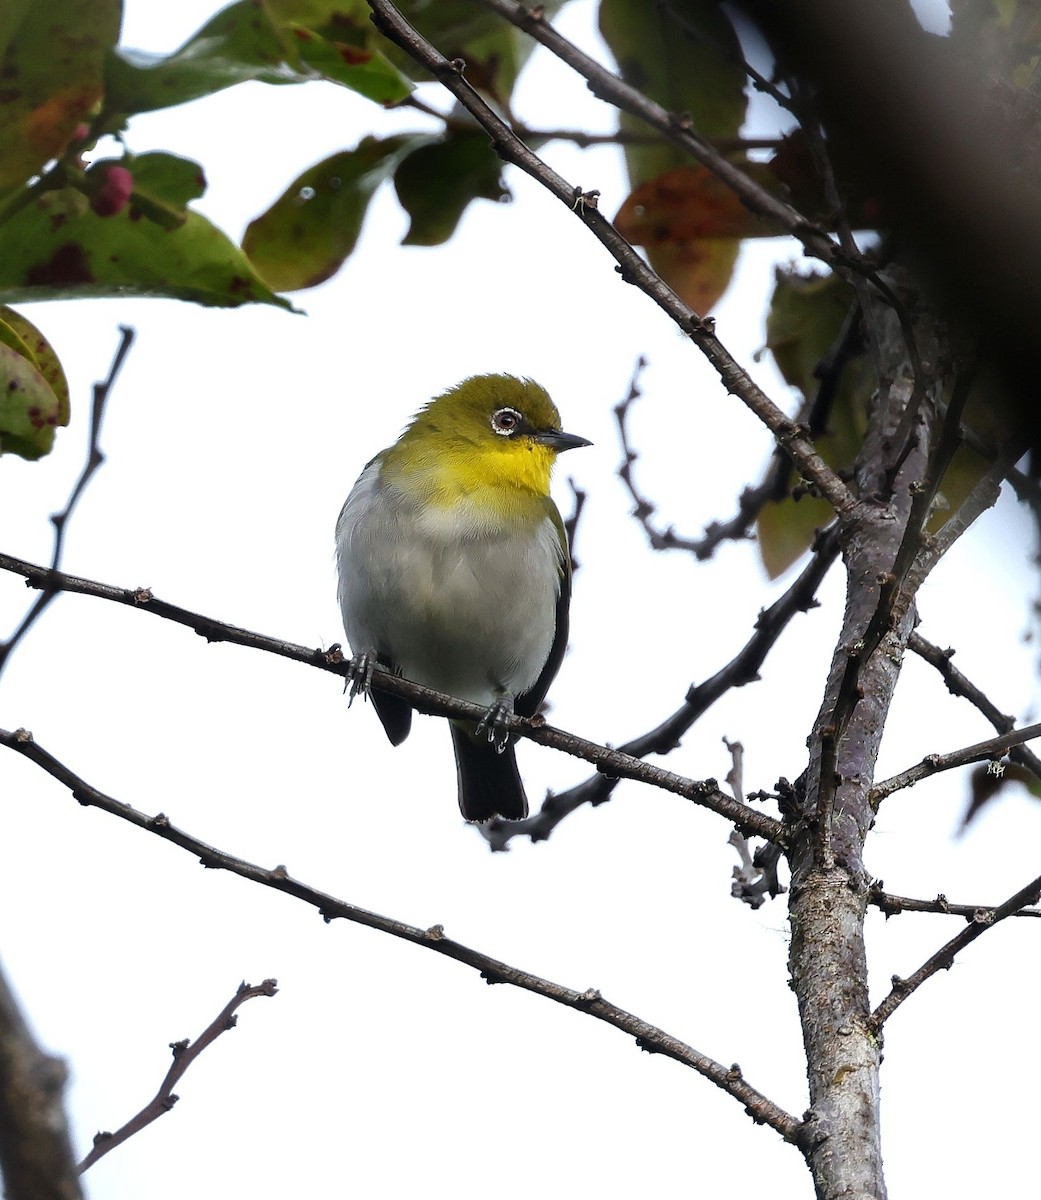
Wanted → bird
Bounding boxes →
[335,374,591,822]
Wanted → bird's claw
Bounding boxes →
[345,651,375,706]
[476,695,514,754]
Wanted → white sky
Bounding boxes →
[2,2,1038,1198]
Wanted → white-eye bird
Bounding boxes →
[335,375,590,822]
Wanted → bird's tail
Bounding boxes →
[450,723,529,822]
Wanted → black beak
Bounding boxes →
[534,429,593,452]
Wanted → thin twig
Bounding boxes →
[725,739,781,908]
[483,526,840,849]
[911,438,1026,575]
[613,357,752,557]
[868,872,1041,1030]
[869,887,1041,920]
[470,0,841,264]
[366,0,860,522]
[0,326,134,681]
[78,980,277,1173]
[563,478,587,574]
[617,300,865,560]
[0,555,784,842]
[870,721,1041,805]
[394,96,783,151]
[0,727,806,1147]
[907,632,1041,782]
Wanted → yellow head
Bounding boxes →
[385,374,590,506]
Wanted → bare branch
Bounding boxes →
[724,740,784,909]
[0,327,134,681]
[0,556,784,843]
[482,526,839,850]
[393,95,783,151]
[469,0,843,266]
[870,721,1041,805]
[614,358,762,558]
[617,299,865,560]
[365,0,859,521]
[0,957,83,1200]
[79,980,278,1173]
[0,729,806,1146]
[907,632,1041,783]
[563,477,587,574]
[869,887,1041,920]
[868,872,1041,1031]
[909,438,1025,579]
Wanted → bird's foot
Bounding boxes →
[345,651,376,706]
[476,694,515,754]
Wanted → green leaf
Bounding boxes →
[0,185,292,309]
[104,0,410,116]
[394,130,506,246]
[261,1,413,102]
[765,270,856,399]
[599,0,747,183]
[243,136,423,291]
[105,3,301,114]
[0,0,122,189]
[130,151,207,207]
[125,151,208,231]
[757,268,872,577]
[600,0,748,310]
[0,306,70,459]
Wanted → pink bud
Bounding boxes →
[90,165,134,217]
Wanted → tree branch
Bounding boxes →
[0,728,806,1147]
[907,632,1041,783]
[78,980,278,1173]
[0,554,784,843]
[868,872,1041,1031]
[869,887,1041,920]
[0,326,134,682]
[482,526,839,850]
[471,0,844,267]
[871,721,1041,805]
[0,957,83,1200]
[365,0,860,522]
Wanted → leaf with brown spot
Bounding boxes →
[0,186,292,309]
[0,305,69,428]
[615,164,780,314]
[105,0,410,116]
[600,1,749,308]
[0,307,69,459]
[0,0,121,189]
[616,164,781,244]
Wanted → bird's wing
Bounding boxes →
[516,499,571,719]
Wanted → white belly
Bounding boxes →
[336,462,562,706]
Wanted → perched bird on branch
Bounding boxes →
[336,374,590,822]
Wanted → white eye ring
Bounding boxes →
[491,407,522,436]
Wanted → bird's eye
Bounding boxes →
[491,407,522,436]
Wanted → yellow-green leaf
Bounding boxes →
[243,137,424,291]
[0,307,70,459]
